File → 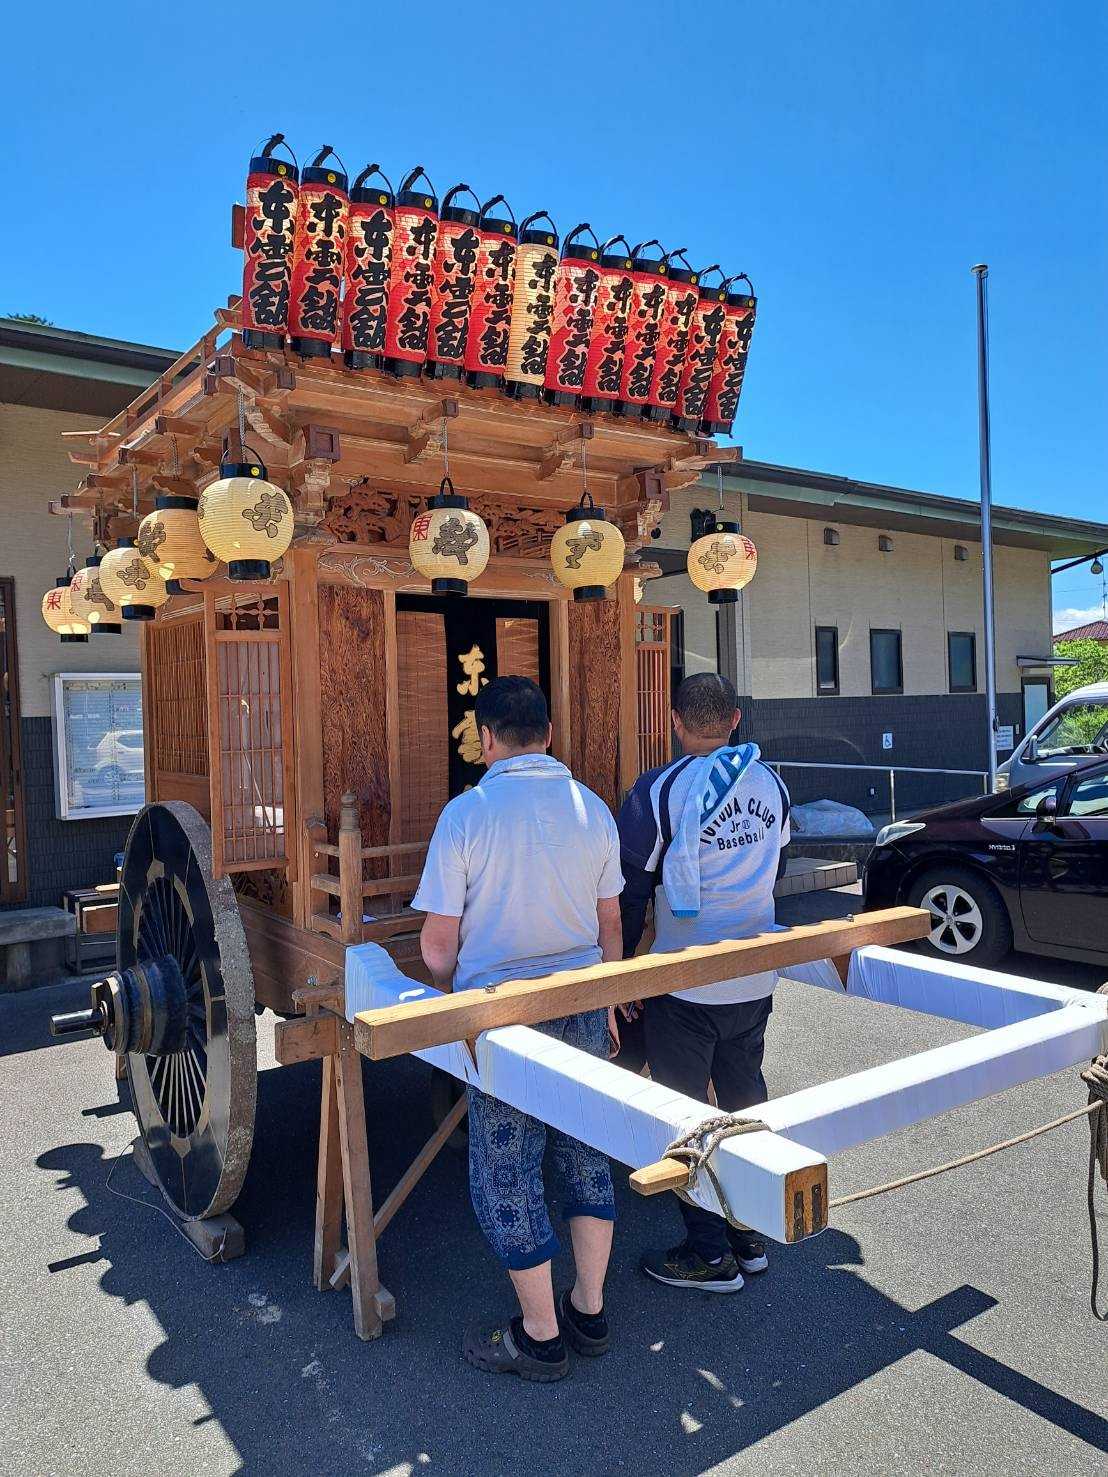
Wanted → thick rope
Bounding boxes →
[663,986,1108,1317]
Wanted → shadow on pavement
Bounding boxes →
[35,1045,1108,1476]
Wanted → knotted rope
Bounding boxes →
[664,982,1108,1317]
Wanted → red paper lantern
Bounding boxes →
[645,250,703,423]
[581,235,635,413]
[544,224,602,408]
[618,241,671,419]
[287,147,349,359]
[672,268,729,432]
[425,184,482,379]
[341,164,395,371]
[701,276,757,436]
[465,195,518,389]
[504,212,559,400]
[241,134,299,351]
[383,167,439,377]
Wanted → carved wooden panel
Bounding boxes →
[568,598,622,813]
[322,483,566,558]
[318,585,391,856]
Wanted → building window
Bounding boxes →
[815,625,839,695]
[947,631,977,693]
[870,629,903,695]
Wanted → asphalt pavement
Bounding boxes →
[1,888,1106,1476]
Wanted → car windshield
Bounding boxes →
[1034,701,1108,758]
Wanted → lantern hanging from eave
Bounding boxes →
[687,518,758,604]
[465,195,517,389]
[70,554,121,634]
[618,240,671,418]
[581,235,635,413]
[197,449,294,581]
[383,167,439,377]
[701,276,757,437]
[646,250,702,423]
[341,164,396,371]
[504,213,558,400]
[241,133,300,351]
[544,224,602,407]
[287,146,349,359]
[425,184,482,379]
[98,538,169,621]
[672,268,728,432]
[550,491,626,601]
[42,576,88,642]
[137,496,219,593]
[408,476,490,597]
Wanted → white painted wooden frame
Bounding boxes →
[344,944,1108,1245]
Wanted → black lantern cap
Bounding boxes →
[350,163,394,207]
[228,559,273,582]
[397,166,437,211]
[154,494,199,511]
[561,223,600,264]
[479,194,517,241]
[93,623,122,635]
[428,476,468,511]
[694,265,727,302]
[564,489,607,524]
[664,248,701,287]
[573,585,607,602]
[722,272,756,308]
[122,606,156,622]
[431,577,468,598]
[218,444,269,482]
[630,239,668,277]
[302,146,348,192]
[440,183,481,226]
[599,234,634,271]
[519,211,558,248]
[248,133,299,183]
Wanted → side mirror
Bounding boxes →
[1035,793,1057,818]
[1025,734,1040,762]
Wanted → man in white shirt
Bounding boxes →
[413,675,624,1382]
[617,673,790,1292]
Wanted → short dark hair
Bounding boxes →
[672,672,739,734]
[475,676,550,748]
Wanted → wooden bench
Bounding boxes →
[0,908,76,990]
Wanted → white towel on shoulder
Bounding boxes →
[659,743,760,918]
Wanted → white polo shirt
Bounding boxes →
[412,753,624,993]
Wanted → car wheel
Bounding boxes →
[907,866,1012,967]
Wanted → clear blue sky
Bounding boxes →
[7,2,1105,624]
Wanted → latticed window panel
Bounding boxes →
[147,616,209,778]
[635,605,672,773]
[495,616,542,684]
[396,610,450,845]
[205,587,294,875]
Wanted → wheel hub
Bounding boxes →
[50,956,189,1057]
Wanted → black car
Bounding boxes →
[862,755,1108,968]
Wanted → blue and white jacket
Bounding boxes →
[616,743,791,1005]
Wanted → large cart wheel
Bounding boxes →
[52,802,257,1220]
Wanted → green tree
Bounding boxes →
[6,312,54,325]
[1054,638,1108,699]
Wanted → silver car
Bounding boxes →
[997,681,1108,791]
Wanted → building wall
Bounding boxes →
[1,401,140,906]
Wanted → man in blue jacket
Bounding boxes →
[617,672,790,1292]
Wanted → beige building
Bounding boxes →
[1,319,175,906]
[646,461,1108,810]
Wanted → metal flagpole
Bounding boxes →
[972,263,999,790]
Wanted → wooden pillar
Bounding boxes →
[289,544,324,930]
[333,1020,392,1340]
[549,597,572,765]
[313,1054,343,1289]
[338,792,362,945]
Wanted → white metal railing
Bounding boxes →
[764,760,990,822]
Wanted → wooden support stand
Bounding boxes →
[129,1135,246,1262]
[280,1000,469,1340]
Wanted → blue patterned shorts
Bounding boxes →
[467,1009,616,1269]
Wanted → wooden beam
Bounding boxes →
[354,908,930,1059]
[313,1054,343,1289]
[274,1012,339,1064]
[537,421,592,481]
[333,1021,393,1338]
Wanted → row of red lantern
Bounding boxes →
[239,138,756,436]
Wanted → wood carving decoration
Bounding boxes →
[321,484,571,559]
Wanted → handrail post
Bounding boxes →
[889,768,896,821]
[339,792,363,944]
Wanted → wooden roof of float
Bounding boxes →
[56,299,738,551]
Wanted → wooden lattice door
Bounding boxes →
[636,605,673,772]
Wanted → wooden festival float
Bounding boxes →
[43,141,1107,1339]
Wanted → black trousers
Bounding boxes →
[643,991,773,1261]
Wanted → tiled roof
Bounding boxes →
[1054,620,1108,642]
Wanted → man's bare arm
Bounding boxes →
[420,912,461,991]
[597,896,623,964]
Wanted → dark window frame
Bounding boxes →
[947,630,977,693]
[815,624,840,695]
[869,628,903,696]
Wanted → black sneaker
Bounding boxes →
[640,1243,745,1293]
[558,1289,610,1356]
[728,1231,768,1274]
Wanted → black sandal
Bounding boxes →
[462,1319,569,1383]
